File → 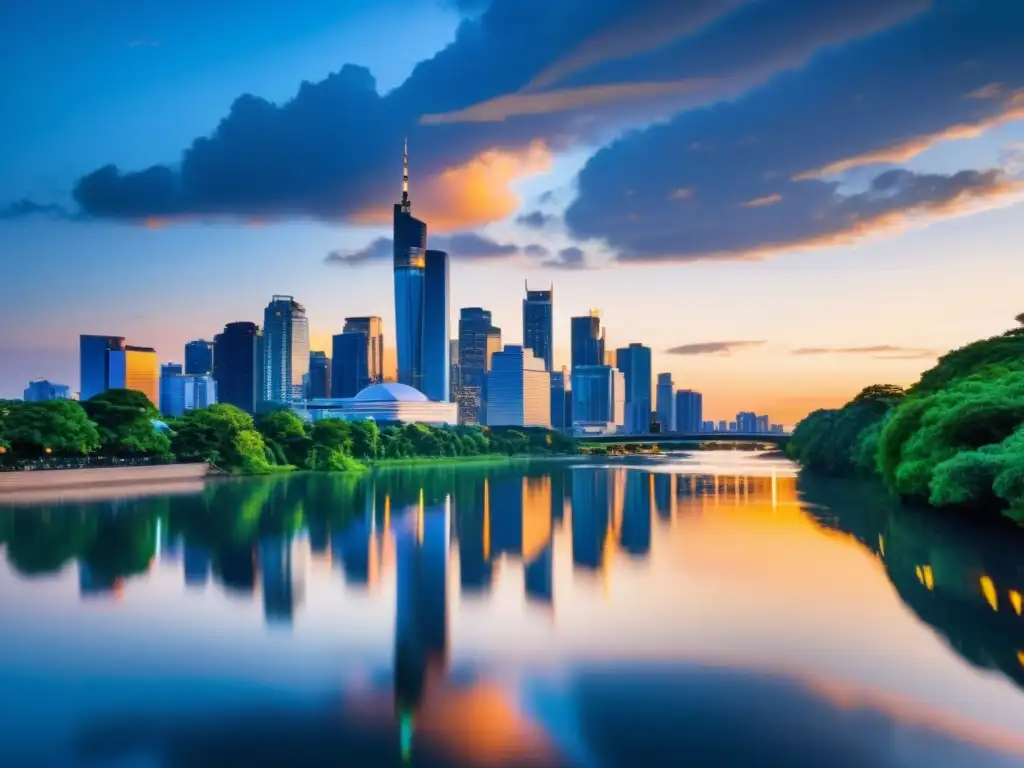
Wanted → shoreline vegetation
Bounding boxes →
[787,315,1024,524]
[0,391,578,476]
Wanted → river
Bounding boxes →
[1,451,1024,767]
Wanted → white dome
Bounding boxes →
[353,383,429,403]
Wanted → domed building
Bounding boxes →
[295,382,457,426]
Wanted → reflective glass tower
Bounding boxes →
[422,249,450,402]
[343,316,384,384]
[457,308,501,425]
[394,140,428,391]
[523,283,553,371]
[214,321,262,414]
[570,311,605,369]
[263,295,309,403]
[615,343,652,434]
[184,339,215,375]
[79,334,124,401]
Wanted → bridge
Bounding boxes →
[576,431,791,448]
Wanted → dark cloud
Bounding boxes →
[666,340,765,356]
[51,0,936,228]
[0,198,73,219]
[541,245,590,270]
[325,231,541,266]
[516,210,558,229]
[565,1,1024,262]
[792,345,938,359]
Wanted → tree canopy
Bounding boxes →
[82,389,170,457]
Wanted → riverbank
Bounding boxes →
[0,463,210,495]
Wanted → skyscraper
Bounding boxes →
[308,351,331,399]
[616,343,652,434]
[79,334,124,401]
[550,367,571,431]
[108,345,159,406]
[393,139,428,391]
[213,321,262,414]
[656,373,675,434]
[332,332,370,398]
[675,390,704,433]
[449,339,460,401]
[485,345,551,428]
[23,380,71,401]
[184,339,215,375]
[160,363,183,415]
[457,308,501,425]
[161,374,217,417]
[263,295,309,403]
[571,365,624,433]
[737,411,758,432]
[570,311,605,369]
[523,283,553,371]
[422,249,450,401]
[343,316,384,385]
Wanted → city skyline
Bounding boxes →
[2,1,1023,423]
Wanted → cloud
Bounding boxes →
[665,340,765,356]
[792,345,938,359]
[516,210,558,229]
[565,1,1024,263]
[541,246,590,270]
[325,237,393,267]
[324,231,543,266]
[0,199,73,220]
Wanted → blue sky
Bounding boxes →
[2,0,1023,423]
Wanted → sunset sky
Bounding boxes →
[2,0,1023,423]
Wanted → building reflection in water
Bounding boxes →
[620,471,652,557]
[183,546,211,588]
[259,535,305,626]
[572,467,612,572]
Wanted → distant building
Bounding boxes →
[343,316,384,384]
[308,351,331,400]
[718,420,727,432]
[771,424,785,434]
[263,295,309,404]
[23,379,71,402]
[523,283,553,371]
[616,343,652,434]
[485,345,551,428]
[457,307,501,425]
[214,321,262,414]
[297,383,456,426]
[160,363,184,415]
[702,420,715,432]
[729,421,738,432]
[109,345,159,406]
[161,374,217,417]
[422,249,450,402]
[570,311,605,369]
[737,411,757,432]
[79,334,125,401]
[655,373,674,435]
[756,414,770,433]
[184,339,215,375]
[332,332,369,398]
[675,390,703,433]
[550,367,571,431]
[449,339,460,401]
[571,365,624,434]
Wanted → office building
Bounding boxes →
[160,363,184,415]
[702,420,715,432]
[184,339,215,375]
[79,334,125,401]
[571,365,625,434]
[737,411,757,432]
[107,345,158,406]
[449,339,460,401]
[675,390,703,433]
[161,374,217,417]
[457,308,501,425]
[656,373,675,434]
[756,414,771,433]
[263,295,309,403]
[308,351,331,400]
[332,332,371,398]
[570,311,605,369]
[422,249,450,402]
[616,343,652,434]
[523,283,553,371]
[485,345,551,428]
[343,316,384,384]
[718,419,728,432]
[214,321,262,414]
[394,140,428,390]
[550,366,571,431]
[23,379,71,401]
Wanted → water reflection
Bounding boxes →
[3,456,1024,765]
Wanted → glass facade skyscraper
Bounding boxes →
[79,334,124,401]
[615,343,652,434]
[550,367,571,431]
[457,307,501,425]
[571,365,624,432]
[160,363,183,415]
[570,311,605,369]
[308,351,331,399]
[675,390,704,433]
[394,143,428,392]
[422,249,450,402]
[523,283,553,371]
[108,345,159,406]
[213,321,262,414]
[184,339,215,375]
[332,332,369,398]
[656,373,675,433]
[485,345,550,428]
[263,295,309,403]
[343,316,384,385]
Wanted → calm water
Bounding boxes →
[2,451,1024,767]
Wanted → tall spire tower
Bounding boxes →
[401,137,411,213]
[394,137,428,391]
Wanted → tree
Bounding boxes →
[171,404,276,473]
[255,410,310,466]
[349,420,381,459]
[3,400,100,457]
[82,389,170,457]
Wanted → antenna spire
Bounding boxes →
[401,137,410,212]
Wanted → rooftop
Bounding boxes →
[353,383,429,403]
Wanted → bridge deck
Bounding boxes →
[577,432,790,445]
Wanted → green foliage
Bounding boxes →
[2,399,101,457]
[254,410,310,466]
[82,389,170,457]
[911,327,1024,396]
[171,404,278,474]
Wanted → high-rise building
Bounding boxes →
[485,345,551,428]
[449,339,460,401]
[656,373,675,434]
[756,414,771,433]
[161,374,217,417]
[160,363,184,415]
[108,345,159,406]
[571,365,624,433]
[308,351,331,399]
[343,316,384,385]
[263,295,309,403]
[332,332,370,398]
[675,390,703,433]
[184,339,215,375]
[550,366,571,431]
[718,419,728,432]
[393,140,428,391]
[736,411,758,432]
[457,308,501,425]
[23,379,71,401]
[422,249,450,401]
[570,311,604,369]
[616,343,652,434]
[79,335,125,401]
[213,321,262,414]
[702,420,715,432]
[523,283,553,371]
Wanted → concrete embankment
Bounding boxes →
[0,463,210,503]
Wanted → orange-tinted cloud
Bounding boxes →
[353,142,552,232]
[741,193,783,208]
